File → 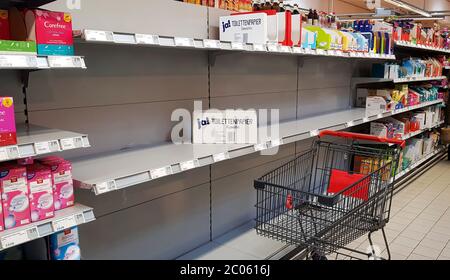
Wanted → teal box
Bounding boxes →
[37,44,74,56]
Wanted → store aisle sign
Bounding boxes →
[193,109,258,144]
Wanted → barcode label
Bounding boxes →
[252,44,266,52]
[52,215,77,232]
[231,42,245,50]
[48,140,61,152]
[95,181,117,195]
[1,227,38,249]
[135,34,160,45]
[5,145,19,159]
[180,160,199,171]
[174,37,195,47]
[60,137,83,150]
[48,56,83,68]
[213,152,230,163]
[150,166,173,179]
[203,39,221,49]
[34,142,51,154]
[84,30,114,42]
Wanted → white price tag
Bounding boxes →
[310,129,320,137]
[254,143,268,151]
[252,44,266,52]
[45,140,60,153]
[349,52,356,57]
[316,49,325,55]
[94,180,117,195]
[150,166,173,179]
[346,121,355,128]
[4,145,19,159]
[82,137,90,147]
[0,147,8,161]
[292,47,304,54]
[48,56,83,68]
[357,52,364,57]
[113,33,136,44]
[60,137,83,150]
[0,55,37,68]
[213,152,230,163]
[36,56,49,68]
[52,215,77,232]
[327,50,336,56]
[174,37,195,47]
[231,42,245,50]
[135,34,160,45]
[279,46,291,53]
[335,50,343,56]
[1,227,38,249]
[34,142,51,155]
[84,30,114,42]
[203,39,221,49]
[180,160,199,171]
[267,44,278,52]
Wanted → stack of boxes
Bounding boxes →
[0,157,74,232]
[0,8,74,56]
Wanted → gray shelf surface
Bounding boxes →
[0,55,87,70]
[76,29,396,61]
[0,124,90,162]
[72,99,444,195]
[177,221,287,260]
[395,41,450,54]
[0,203,95,251]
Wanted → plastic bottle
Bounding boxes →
[307,9,313,25]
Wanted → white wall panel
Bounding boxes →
[298,86,351,118]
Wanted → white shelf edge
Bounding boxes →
[79,29,396,61]
[393,76,446,83]
[0,54,87,70]
[73,99,444,195]
[395,41,450,54]
[0,125,91,163]
[0,203,95,251]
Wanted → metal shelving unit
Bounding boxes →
[0,55,87,70]
[0,204,95,251]
[76,29,396,61]
[400,121,445,141]
[0,124,90,162]
[72,99,444,195]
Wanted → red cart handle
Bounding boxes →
[319,130,406,148]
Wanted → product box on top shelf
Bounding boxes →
[0,10,10,40]
[0,97,17,147]
[39,157,74,211]
[0,163,30,230]
[387,117,408,138]
[370,121,394,138]
[220,11,272,44]
[26,164,54,222]
[49,226,81,260]
[0,8,37,55]
[24,9,74,56]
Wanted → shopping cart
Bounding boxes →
[254,131,405,260]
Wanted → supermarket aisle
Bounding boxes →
[339,159,450,260]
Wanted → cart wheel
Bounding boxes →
[310,251,328,260]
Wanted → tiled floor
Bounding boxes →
[332,159,450,260]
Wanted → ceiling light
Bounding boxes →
[384,0,432,17]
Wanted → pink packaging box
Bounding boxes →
[27,164,54,222]
[39,157,74,210]
[0,164,30,230]
[0,97,17,147]
[24,9,74,55]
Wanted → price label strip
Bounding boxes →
[0,55,38,68]
[34,142,51,155]
[174,37,195,48]
[213,152,230,163]
[1,227,39,249]
[52,215,77,232]
[252,44,266,52]
[203,39,221,49]
[84,30,114,42]
[135,34,160,45]
[179,160,199,171]
[94,180,117,195]
[47,56,84,68]
[150,166,173,180]
[231,42,245,50]
[60,137,84,150]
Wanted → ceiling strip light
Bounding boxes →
[384,0,432,17]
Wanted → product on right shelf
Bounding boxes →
[49,226,81,260]
[0,97,17,147]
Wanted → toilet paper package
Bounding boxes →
[49,226,81,260]
[39,157,74,210]
[0,164,30,230]
[27,164,54,222]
